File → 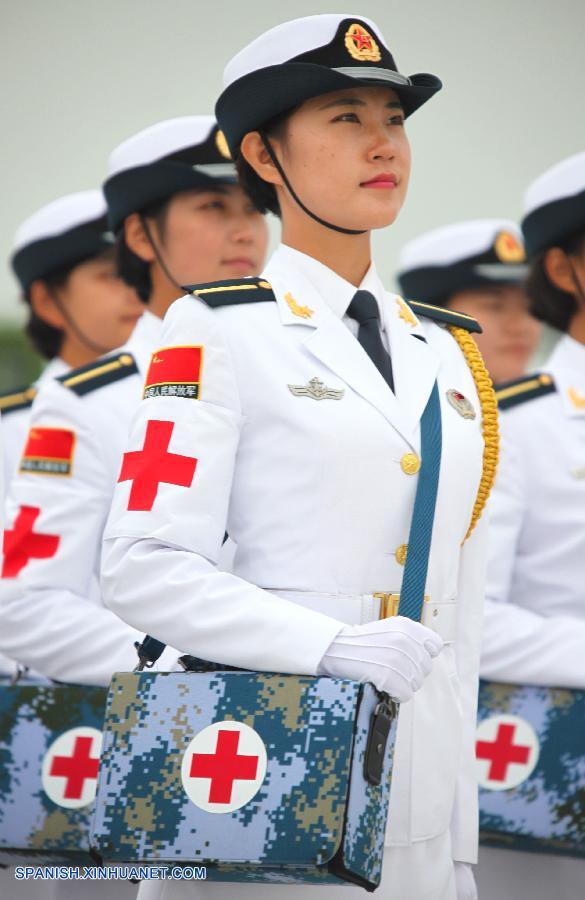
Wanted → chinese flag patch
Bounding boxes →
[144,346,203,400]
[20,427,75,476]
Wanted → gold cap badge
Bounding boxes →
[494,230,525,264]
[215,129,231,160]
[344,23,381,63]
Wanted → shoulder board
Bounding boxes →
[0,383,37,415]
[496,373,556,410]
[182,277,275,308]
[406,300,482,334]
[57,352,138,397]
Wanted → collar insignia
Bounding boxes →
[288,377,345,401]
[344,23,381,62]
[568,387,585,410]
[446,388,476,420]
[396,296,418,327]
[285,292,314,319]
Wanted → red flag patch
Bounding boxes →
[144,346,203,400]
[20,427,76,476]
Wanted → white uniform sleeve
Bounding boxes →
[0,380,151,686]
[481,432,585,688]
[101,296,344,673]
[450,511,489,865]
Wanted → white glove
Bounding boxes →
[317,617,443,702]
[454,862,478,900]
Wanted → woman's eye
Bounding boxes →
[200,200,225,211]
[333,112,360,123]
[389,115,405,126]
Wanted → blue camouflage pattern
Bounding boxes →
[478,680,585,857]
[0,680,107,865]
[91,671,398,887]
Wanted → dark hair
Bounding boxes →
[23,263,72,360]
[115,197,171,302]
[235,109,294,217]
[526,229,585,332]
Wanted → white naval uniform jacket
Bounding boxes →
[0,357,68,487]
[0,311,181,686]
[101,244,488,862]
[481,334,585,688]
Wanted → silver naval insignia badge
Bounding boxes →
[446,388,476,419]
[288,377,345,401]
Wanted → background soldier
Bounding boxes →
[397,219,540,384]
[0,190,142,484]
[0,116,268,686]
[477,151,585,899]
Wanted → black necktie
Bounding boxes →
[346,290,394,392]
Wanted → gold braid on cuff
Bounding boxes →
[448,326,500,541]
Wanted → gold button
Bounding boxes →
[395,544,408,566]
[400,453,420,475]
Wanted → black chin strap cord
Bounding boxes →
[139,214,184,294]
[259,131,367,236]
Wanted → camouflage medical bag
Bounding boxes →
[90,668,399,891]
[476,680,585,858]
[0,677,107,865]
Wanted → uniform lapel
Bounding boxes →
[381,293,440,436]
[265,251,438,448]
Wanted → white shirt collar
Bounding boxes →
[266,243,386,322]
[547,334,585,379]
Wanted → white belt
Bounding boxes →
[269,589,456,644]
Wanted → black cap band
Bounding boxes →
[11,219,112,292]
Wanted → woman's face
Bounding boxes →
[154,185,269,284]
[448,285,541,384]
[59,250,143,351]
[274,85,411,232]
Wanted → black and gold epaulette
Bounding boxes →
[496,373,556,410]
[0,383,37,415]
[57,352,138,397]
[183,277,275,308]
[406,300,482,334]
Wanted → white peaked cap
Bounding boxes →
[223,14,386,87]
[107,116,218,177]
[524,151,585,217]
[13,190,106,253]
[400,219,523,270]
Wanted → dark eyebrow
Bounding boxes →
[319,96,404,111]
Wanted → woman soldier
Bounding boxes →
[0,191,142,484]
[398,219,540,384]
[477,152,585,899]
[102,14,498,900]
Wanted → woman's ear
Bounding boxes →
[124,213,156,263]
[29,280,66,330]
[543,247,577,295]
[240,132,283,188]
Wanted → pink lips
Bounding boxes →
[360,173,398,188]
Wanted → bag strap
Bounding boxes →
[134,382,443,668]
[397,379,442,622]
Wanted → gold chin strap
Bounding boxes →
[448,326,500,542]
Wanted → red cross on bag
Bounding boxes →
[189,729,259,804]
[50,735,100,800]
[2,505,60,578]
[118,419,198,511]
[476,722,532,781]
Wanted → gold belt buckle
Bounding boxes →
[373,592,401,618]
[374,592,431,619]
